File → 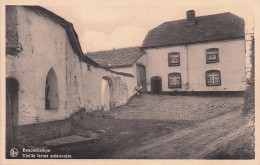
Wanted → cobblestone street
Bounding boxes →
[111,93,244,121]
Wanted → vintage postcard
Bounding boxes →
[0,0,258,164]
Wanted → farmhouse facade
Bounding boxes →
[142,10,246,94]
[6,6,135,150]
[87,10,247,95]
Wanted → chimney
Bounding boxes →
[186,10,196,25]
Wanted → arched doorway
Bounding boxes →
[45,68,59,110]
[6,78,19,152]
[151,76,162,94]
[101,76,114,111]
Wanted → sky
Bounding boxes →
[42,0,255,53]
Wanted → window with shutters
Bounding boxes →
[206,48,219,63]
[168,73,182,88]
[206,70,221,86]
[168,52,180,66]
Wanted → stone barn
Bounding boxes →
[6,6,135,151]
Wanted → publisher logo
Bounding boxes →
[10,148,19,157]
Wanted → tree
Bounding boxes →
[243,34,255,115]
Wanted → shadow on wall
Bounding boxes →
[100,76,129,111]
[101,76,114,111]
[6,78,19,155]
[45,68,59,110]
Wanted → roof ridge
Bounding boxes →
[23,6,72,25]
[142,11,244,47]
[84,46,140,55]
[23,6,101,67]
[19,5,135,77]
[163,12,233,24]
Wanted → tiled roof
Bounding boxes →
[85,47,144,69]
[142,12,245,48]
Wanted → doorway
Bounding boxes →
[136,64,146,92]
[6,78,19,152]
[151,76,162,94]
[101,76,114,111]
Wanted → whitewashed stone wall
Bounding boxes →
[145,39,247,92]
[6,6,135,126]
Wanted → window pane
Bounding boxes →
[207,50,218,54]
[206,71,221,86]
[208,54,217,60]
[168,53,180,66]
[169,73,181,88]
[206,48,219,63]
[213,75,220,85]
[171,55,179,64]
[208,76,213,85]
[173,76,180,86]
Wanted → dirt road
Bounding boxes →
[50,94,253,159]
[110,105,254,159]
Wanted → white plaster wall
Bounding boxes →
[108,55,147,92]
[6,6,135,126]
[136,55,146,66]
[112,66,138,92]
[111,67,134,75]
[6,7,71,125]
[145,45,188,92]
[80,63,135,111]
[101,79,110,111]
[135,55,147,90]
[110,55,147,91]
[188,40,246,91]
[145,39,246,92]
[132,64,138,88]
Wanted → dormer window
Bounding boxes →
[168,52,180,66]
[206,48,219,63]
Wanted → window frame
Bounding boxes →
[168,52,180,66]
[206,48,219,64]
[168,72,182,88]
[45,68,59,110]
[87,64,91,71]
[205,70,221,86]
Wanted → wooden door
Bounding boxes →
[151,76,162,94]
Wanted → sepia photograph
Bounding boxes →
[1,0,257,163]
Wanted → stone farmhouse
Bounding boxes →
[143,10,247,94]
[5,6,246,151]
[6,6,135,149]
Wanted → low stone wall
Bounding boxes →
[12,108,89,149]
[15,117,72,147]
